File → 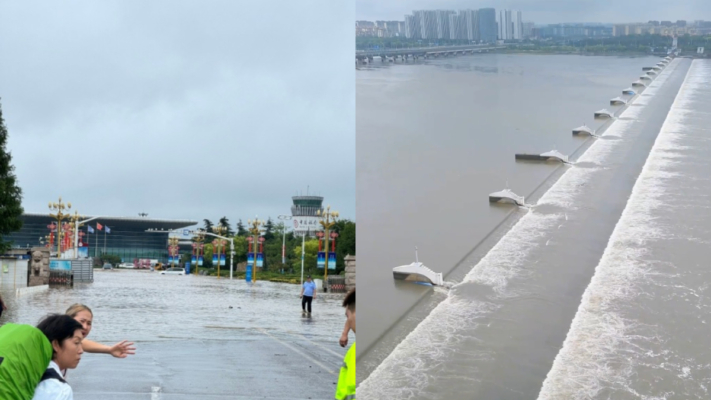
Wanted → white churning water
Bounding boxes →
[359,59,686,399]
[539,59,711,399]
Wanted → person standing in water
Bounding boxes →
[300,275,316,315]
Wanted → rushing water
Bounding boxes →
[539,59,711,399]
[357,54,700,398]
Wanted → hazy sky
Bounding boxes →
[0,0,354,229]
[357,0,711,24]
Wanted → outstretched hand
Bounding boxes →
[109,340,136,358]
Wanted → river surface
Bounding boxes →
[0,270,349,398]
[357,54,703,398]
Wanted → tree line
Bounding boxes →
[191,216,356,276]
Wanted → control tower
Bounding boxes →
[291,194,324,237]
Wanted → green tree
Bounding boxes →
[332,219,356,272]
[264,217,275,240]
[232,235,247,263]
[293,238,319,276]
[203,243,214,268]
[99,253,121,266]
[0,100,23,254]
[218,216,234,236]
[203,219,213,232]
[236,219,247,236]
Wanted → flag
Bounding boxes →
[87,226,94,233]
[106,226,111,234]
[96,223,103,231]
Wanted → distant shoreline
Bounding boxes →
[497,49,655,56]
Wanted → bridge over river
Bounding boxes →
[356,44,506,63]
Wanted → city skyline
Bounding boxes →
[356,0,711,25]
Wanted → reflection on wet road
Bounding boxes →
[0,270,350,399]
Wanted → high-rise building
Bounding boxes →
[523,22,535,38]
[414,10,438,39]
[435,10,456,39]
[463,9,480,41]
[478,8,497,42]
[405,14,420,38]
[404,8,498,42]
[449,12,467,40]
[497,9,512,40]
[389,21,404,36]
[512,10,523,39]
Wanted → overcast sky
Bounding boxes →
[0,0,354,229]
[357,0,711,24]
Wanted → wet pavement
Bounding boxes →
[0,269,350,399]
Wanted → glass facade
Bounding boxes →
[5,214,197,263]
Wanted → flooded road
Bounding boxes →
[0,270,350,399]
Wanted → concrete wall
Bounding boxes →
[345,254,355,291]
[0,258,29,290]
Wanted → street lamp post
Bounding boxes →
[48,197,72,258]
[190,229,235,280]
[277,215,293,269]
[74,215,102,259]
[316,206,339,292]
[247,217,265,284]
[192,230,205,276]
[69,211,84,259]
[212,225,227,279]
[278,217,307,287]
[168,237,179,268]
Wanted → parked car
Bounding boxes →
[118,263,135,269]
[160,267,185,276]
[102,263,113,270]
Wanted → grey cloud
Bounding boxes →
[1,0,354,226]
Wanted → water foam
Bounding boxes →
[538,59,709,399]
[359,61,679,399]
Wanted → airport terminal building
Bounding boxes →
[5,213,197,263]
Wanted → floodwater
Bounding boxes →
[357,54,701,398]
[0,270,350,398]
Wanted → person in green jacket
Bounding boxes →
[335,289,355,400]
[0,323,53,400]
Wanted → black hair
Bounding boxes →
[36,314,84,357]
[342,289,355,312]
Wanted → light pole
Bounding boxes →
[212,225,227,278]
[74,215,102,259]
[192,230,205,276]
[168,237,179,268]
[68,211,84,259]
[277,215,292,268]
[49,197,72,258]
[189,229,235,280]
[316,206,339,292]
[247,217,265,284]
